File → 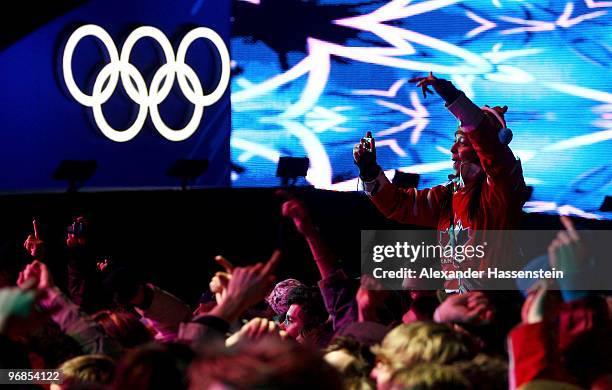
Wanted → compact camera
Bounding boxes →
[363,137,373,152]
[67,218,87,238]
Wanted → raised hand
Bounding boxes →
[409,72,462,105]
[276,190,336,278]
[23,219,45,259]
[547,216,587,275]
[5,261,58,336]
[548,216,592,301]
[353,131,376,165]
[280,197,315,237]
[17,260,54,290]
[215,255,235,274]
[210,255,234,304]
[224,250,280,309]
[409,71,437,98]
[66,216,89,248]
[209,251,282,323]
[353,131,380,181]
[433,291,494,325]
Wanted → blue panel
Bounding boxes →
[230,0,612,219]
[0,0,231,190]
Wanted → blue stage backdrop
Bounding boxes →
[0,0,231,190]
[229,0,612,219]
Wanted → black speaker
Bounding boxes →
[391,170,420,189]
[276,157,309,186]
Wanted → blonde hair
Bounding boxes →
[372,322,474,370]
[389,364,469,390]
[453,354,507,389]
[518,380,582,390]
[60,354,115,386]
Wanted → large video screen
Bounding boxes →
[229,0,612,218]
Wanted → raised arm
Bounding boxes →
[279,193,357,330]
[411,73,524,188]
[353,132,447,228]
[278,192,335,279]
[18,260,121,357]
[179,251,281,344]
[508,281,570,389]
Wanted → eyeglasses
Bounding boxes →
[283,313,294,327]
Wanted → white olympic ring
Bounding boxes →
[62,24,230,142]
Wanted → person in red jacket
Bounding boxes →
[354,72,526,291]
[508,216,612,389]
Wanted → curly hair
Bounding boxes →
[286,285,328,333]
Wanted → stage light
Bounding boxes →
[167,159,209,190]
[276,157,309,187]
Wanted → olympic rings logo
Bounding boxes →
[62,25,230,142]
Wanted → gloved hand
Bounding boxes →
[353,131,381,181]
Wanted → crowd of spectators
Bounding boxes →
[0,194,610,390]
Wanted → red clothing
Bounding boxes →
[508,322,568,389]
[365,93,525,290]
[508,296,611,389]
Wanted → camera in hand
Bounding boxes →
[67,219,87,238]
[363,137,373,152]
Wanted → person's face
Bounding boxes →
[370,358,393,390]
[450,132,478,175]
[279,303,305,339]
